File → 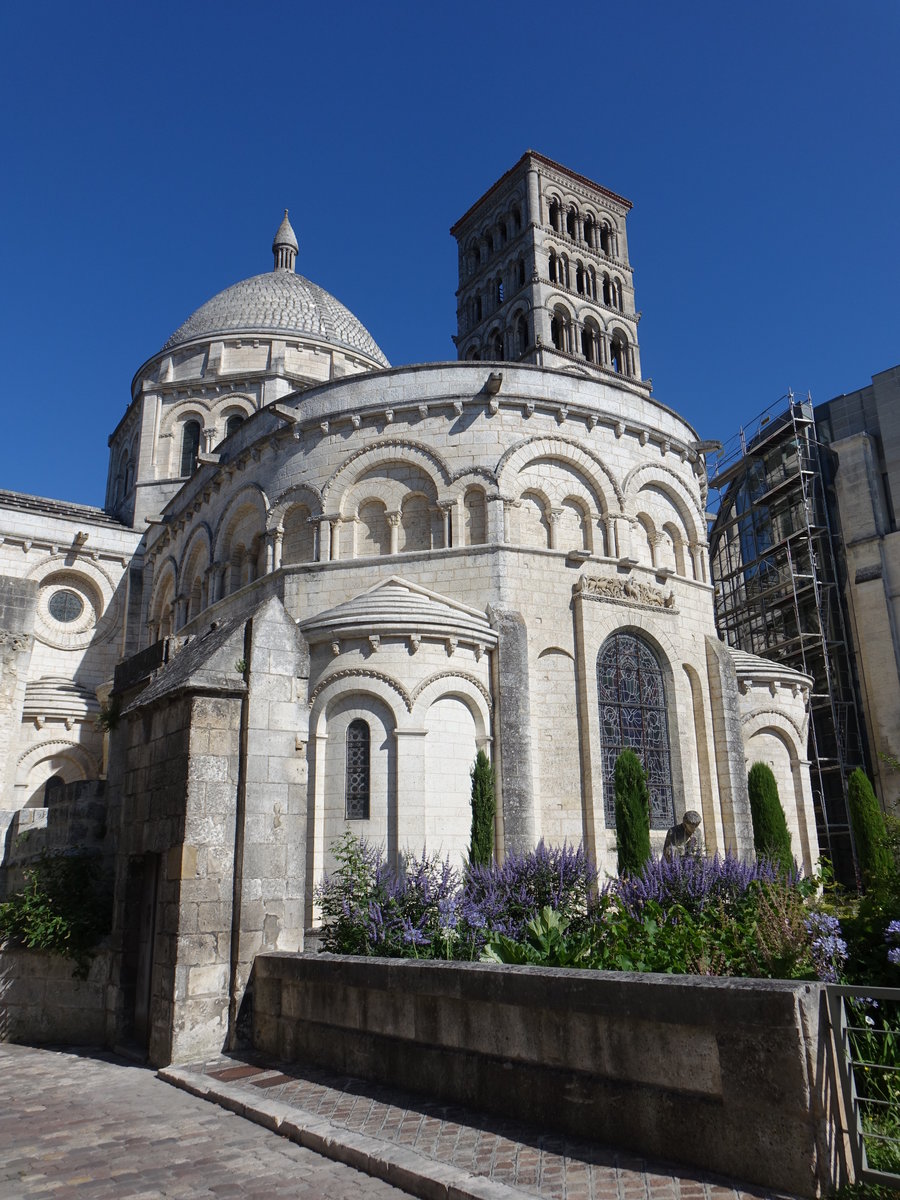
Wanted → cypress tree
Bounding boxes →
[469,750,495,867]
[847,767,894,886]
[747,761,792,873]
[614,749,651,876]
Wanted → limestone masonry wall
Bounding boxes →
[250,953,851,1199]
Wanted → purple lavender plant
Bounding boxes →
[609,851,784,920]
[886,919,900,967]
[462,840,597,946]
[804,912,848,983]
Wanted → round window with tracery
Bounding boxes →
[48,589,85,623]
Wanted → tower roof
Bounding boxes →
[273,208,299,253]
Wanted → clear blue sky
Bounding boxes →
[1,0,897,507]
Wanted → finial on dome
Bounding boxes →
[273,209,298,272]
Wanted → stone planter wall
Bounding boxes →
[0,945,109,1045]
[250,953,852,1198]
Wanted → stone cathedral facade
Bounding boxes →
[0,153,818,1064]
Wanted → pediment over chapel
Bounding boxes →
[299,576,497,649]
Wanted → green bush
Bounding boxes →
[0,849,112,977]
[614,749,651,876]
[469,750,495,867]
[847,768,894,886]
[747,761,792,873]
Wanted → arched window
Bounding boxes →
[551,306,571,353]
[495,277,504,307]
[548,200,561,231]
[548,250,558,283]
[610,332,628,375]
[598,632,674,829]
[516,258,526,287]
[180,420,201,477]
[515,314,528,357]
[225,414,245,439]
[600,223,612,255]
[43,775,65,807]
[512,206,522,232]
[575,263,585,295]
[583,215,595,247]
[582,320,599,363]
[345,719,370,819]
[566,208,577,238]
[489,331,503,360]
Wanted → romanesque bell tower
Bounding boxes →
[451,151,645,385]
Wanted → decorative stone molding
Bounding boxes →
[308,668,413,713]
[575,574,676,611]
[410,670,493,714]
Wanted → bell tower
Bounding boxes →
[450,151,646,386]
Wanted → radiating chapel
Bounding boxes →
[0,153,819,1063]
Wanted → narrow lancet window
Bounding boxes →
[345,719,371,819]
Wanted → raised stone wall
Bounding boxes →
[0,947,109,1045]
[250,954,850,1199]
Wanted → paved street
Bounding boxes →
[0,1043,408,1199]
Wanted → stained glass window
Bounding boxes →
[345,719,370,820]
[598,632,674,829]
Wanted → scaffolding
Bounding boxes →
[708,393,865,881]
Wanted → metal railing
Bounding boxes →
[827,984,900,1187]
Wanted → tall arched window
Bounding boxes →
[598,632,674,829]
[180,420,201,476]
[225,414,245,439]
[345,719,370,819]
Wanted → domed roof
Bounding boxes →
[161,214,389,366]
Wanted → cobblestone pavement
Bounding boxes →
[164,1053,797,1200]
[0,1043,408,1199]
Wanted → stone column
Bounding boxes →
[174,595,187,629]
[486,604,535,854]
[439,503,453,549]
[272,527,284,571]
[548,509,563,550]
[329,519,342,562]
[485,495,505,543]
[317,517,332,562]
[394,729,428,867]
[526,164,540,224]
[387,511,401,556]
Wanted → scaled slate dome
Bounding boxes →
[161,210,390,367]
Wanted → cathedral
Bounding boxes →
[0,153,819,1064]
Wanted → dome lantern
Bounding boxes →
[273,209,298,272]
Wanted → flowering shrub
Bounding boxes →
[316,835,847,982]
[804,912,849,983]
[886,920,900,968]
[315,836,593,960]
[608,850,787,919]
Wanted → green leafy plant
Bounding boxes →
[747,761,792,873]
[482,906,593,967]
[468,750,495,867]
[95,696,121,732]
[234,657,248,675]
[0,849,113,978]
[614,749,651,876]
[847,768,894,887]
